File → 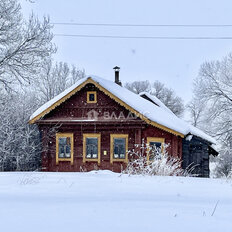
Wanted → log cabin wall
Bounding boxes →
[38,83,182,172]
[142,125,182,158]
[39,123,182,172]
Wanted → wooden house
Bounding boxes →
[29,68,217,177]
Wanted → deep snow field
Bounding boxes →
[0,171,231,232]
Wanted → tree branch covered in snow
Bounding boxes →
[0,0,56,90]
[189,53,232,147]
[0,92,41,171]
[0,0,86,170]
[213,148,232,178]
[125,80,184,117]
[33,61,85,102]
[0,91,62,171]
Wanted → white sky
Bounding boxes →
[20,0,232,104]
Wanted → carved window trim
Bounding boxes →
[110,134,128,164]
[83,133,101,164]
[87,91,97,103]
[146,137,165,161]
[56,133,74,165]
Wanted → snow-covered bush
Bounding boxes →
[214,149,232,178]
[0,92,42,171]
[124,140,191,176]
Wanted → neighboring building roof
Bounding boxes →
[29,76,216,144]
[139,92,175,115]
[139,91,216,144]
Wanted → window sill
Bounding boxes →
[56,158,73,165]
[111,158,128,164]
[83,158,100,164]
[87,101,97,104]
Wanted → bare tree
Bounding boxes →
[186,97,205,127]
[214,148,232,178]
[0,0,55,89]
[0,92,41,171]
[188,53,232,178]
[35,61,85,102]
[124,80,151,94]
[190,53,232,145]
[70,65,86,85]
[53,62,70,94]
[0,0,85,171]
[125,80,184,117]
[151,81,184,117]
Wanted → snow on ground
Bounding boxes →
[0,171,231,232]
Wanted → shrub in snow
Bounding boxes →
[124,140,192,176]
[0,92,60,171]
[214,148,232,178]
[0,93,41,171]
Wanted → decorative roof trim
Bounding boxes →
[29,78,91,124]
[29,77,184,137]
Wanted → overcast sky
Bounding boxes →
[20,0,232,103]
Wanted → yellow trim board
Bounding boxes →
[29,78,92,124]
[87,91,97,103]
[83,133,101,164]
[110,134,128,164]
[56,133,74,165]
[147,137,165,144]
[29,77,184,137]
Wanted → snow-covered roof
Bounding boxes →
[138,92,216,144]
[139,92,175,115]
[29,76,216,144]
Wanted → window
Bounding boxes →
[87,91,97,103]
[83,133,101,164]
[110,134,128,164]
[56,133,74,165]
[147,137,164,161]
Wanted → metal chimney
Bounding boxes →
[113,66,122,86]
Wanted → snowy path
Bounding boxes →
[0,171,231,232]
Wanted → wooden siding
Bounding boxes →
[182,136,210,177]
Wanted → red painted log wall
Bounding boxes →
[38,83,182,172]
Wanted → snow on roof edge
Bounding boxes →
[29,77,89,121]
[139,92,175,115]
[139,91,216,144]
[138,92,216,144]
